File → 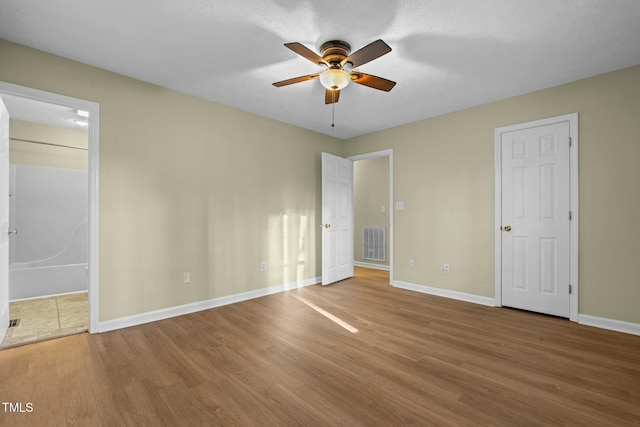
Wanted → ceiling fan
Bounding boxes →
[273,39,396,104]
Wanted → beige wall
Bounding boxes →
[354,156,389,267]
[2,38,639,327]
[345,64,640,324]
[9,120,88,170]
[0,39,343,322]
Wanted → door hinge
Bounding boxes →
[569,211,572,221]
[569,284,572,294]
[569,137,572,147]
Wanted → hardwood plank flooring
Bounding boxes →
[1,267,639,426]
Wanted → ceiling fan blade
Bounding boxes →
[325,89,340,104]
[341,39,391,68]
[272,74,319,87]
[351,73,396,92]
[284,42,329,67]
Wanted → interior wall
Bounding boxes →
[9,120,88,170]
[0,39,343,322]
[3,38,638,327]
[354,156,389,267]
[345,64,640,325]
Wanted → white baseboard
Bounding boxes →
[392,280,495,307]
[97,277,320,333]
[95,276,640,338]
[354,261,390,271]
[578,314,640,336]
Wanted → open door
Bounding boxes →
[0,96,10,343]
[321,152,354,285]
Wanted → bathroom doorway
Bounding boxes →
[0,85,99,348]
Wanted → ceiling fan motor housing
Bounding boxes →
[320,40,351,66]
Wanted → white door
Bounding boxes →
[500,121,571,317]
[322,152,354,285]
[0,96,10,343]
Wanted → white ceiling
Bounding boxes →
[1,0,639,140]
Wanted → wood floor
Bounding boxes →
[1,267,639,426]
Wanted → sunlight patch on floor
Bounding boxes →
[294,294,358,333]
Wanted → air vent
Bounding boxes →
[363,227,385,262]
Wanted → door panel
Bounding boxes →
[501,121,571,317]
[0,97,10,343]
[322,152,353,285]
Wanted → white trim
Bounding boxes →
[348,149,394,283]
[494,113,579,321]
[98,277,320,333]
[0,81,100,333]
[392,280,495,307]
[578,315,640,337]
[354,261,390,271]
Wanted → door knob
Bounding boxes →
[504,225,511,232]
[324,224,331,228]
[7,229,18,235]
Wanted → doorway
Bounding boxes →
[320,149,394,286]
[494,114,578,321]
[350,149,394,283]
[0,82,99,346]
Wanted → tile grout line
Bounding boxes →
[55,296,62,332]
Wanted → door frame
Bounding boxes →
[494,113,578,321]
[0,81,100,333]
[348,149,394,284]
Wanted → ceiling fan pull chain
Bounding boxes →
[331,102,335,131]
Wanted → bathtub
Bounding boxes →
[9,217,88,301]
[9,263,88,300]
[9,164,89,301]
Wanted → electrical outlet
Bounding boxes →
[183,272,191,284]
[443,264,450,274]
[260,261,267,272]
[409,259,415,268]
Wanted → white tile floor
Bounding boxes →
[0,292,88,349]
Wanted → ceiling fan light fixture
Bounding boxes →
[273,39,395,104]
[319,68,350,90]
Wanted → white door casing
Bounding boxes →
[322,152,354,285]
[495,114,578,320]
[0,96,10,343]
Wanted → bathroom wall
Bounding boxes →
[8,119,89,300]
[9,119,88,170]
